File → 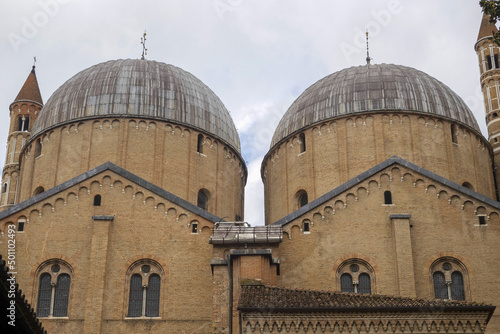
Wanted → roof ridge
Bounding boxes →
[0,161,223,223]
[272,156,500,226]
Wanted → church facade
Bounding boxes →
[1,14,500,334]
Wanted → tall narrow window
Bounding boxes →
[451,124,457,144]
[2,183,7,193]
[299,133,306,153]
[37,273,52,317]
[487,55,493,70]
[126,261,163,318]
[36,261,72,318]
[340,273,354,293]
[299,192,308,208]
[358,273,371,294]
[197,134,204,154]
[17,116,23,131]
[384,191,392,205]
[433,272,447,299]
[303,221,310,233]
[197,189,209,210]
[35,139,42,158]
[93,195,102,206]
[127,274,143,317]
[145,274,161,317]
[191,222,198,234]
[53,274,71,317]
[495,54,499,69]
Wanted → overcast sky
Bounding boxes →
[0,1,491,225]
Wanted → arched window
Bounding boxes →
[340,273,354,293]
[384,191,392,205]
[197,134,204,154]
[197,189,209,210]
[299,192,308,207]
[126,260,163,318]
[487,55,493,70]
[33,186,45,196]
[431,258,467,301]
[36,260,73,317]
[34,139,42,158]
[462,182,474,190]
[494,54,499,68]
[299,133,306,153]
[93,195,102,206]
[337,260,374,294]
[451,124,458,144]
[2,183,7,193]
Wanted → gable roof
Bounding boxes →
[238,285,496,316]
[0,162,223,223]
[272,156,500,226]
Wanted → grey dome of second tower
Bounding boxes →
[271,64,479,148]
[32,59,241,153]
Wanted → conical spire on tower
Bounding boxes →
[13,65,43,105]
[477,12,498,43]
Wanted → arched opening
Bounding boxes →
[384,191,392,205]
[17,116,29,131]
[197,189,209,210]
[299,133,306,153]
[462,182,474,190]
[197,134,204,154]
[2,183,7,193]
[33,186,45,196]
[93,195,102,206]
[295,190,308,208]
[487,55,493,70]
[451,124,457,144]
[494,54,499,68]
[35,138,42,158]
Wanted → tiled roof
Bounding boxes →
[13,66,43,105]
[32,59,241,154]
[477,13,498,42]
[238,285,495,312]
[271,64,479,148]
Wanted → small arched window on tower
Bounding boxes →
[299,133,306,153]
[197,134,204,154]
[462,182,474,191]
[2,183,7,193]
[93,195,102,206]
[384,191,392,205]
[33,186,45,196]
[197,189,209,210]
[17,116,29,132]
[451,124,458,144]
[34,138,42,158]
[487,55,493,70]
[494,54,499,69]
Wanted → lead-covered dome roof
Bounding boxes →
[271,64,479,148]
[32,59,241,153]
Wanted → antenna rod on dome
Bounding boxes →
[140,31,148,60]
[366,31,371,65]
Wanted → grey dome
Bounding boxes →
[32,59,241,153]
[271,64,479,148]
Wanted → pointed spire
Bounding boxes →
[477,12,498,42]
[14,64,43,105]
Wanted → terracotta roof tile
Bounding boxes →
[478,13,498,42]
[14,66,43,105]
[238,285,493,311]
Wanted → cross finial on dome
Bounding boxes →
[366,31,371,65]
[140,31,148,60]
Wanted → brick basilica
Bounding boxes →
[1,13,500,334]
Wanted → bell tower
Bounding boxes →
[0,65,43,210]
[475,13,500,195]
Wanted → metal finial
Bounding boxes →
[32,57,37,73]
[366,31,371,65]
[140,31,148,60]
